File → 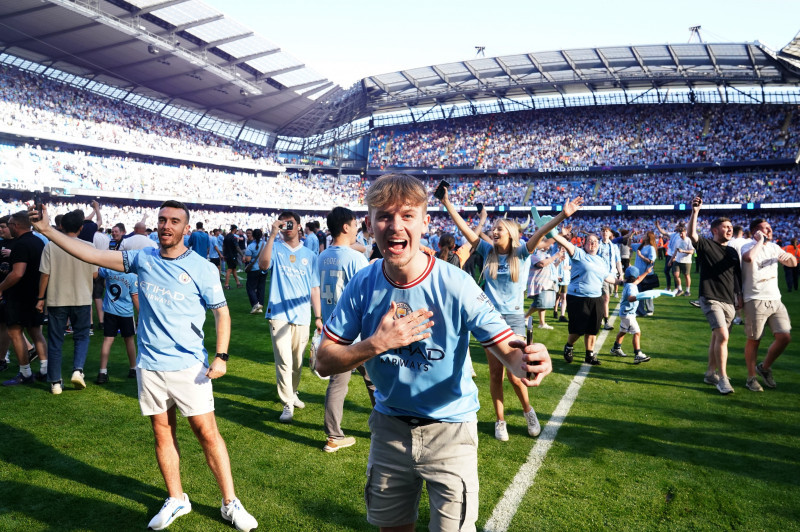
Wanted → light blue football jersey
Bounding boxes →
[567,248,609,298]
[123,247,226,371]
[619,282,640,316]
[476,239,531,315]
[265,242,320,325]
[99,267,138,317]
[324,254,514,422]
[319,245,369,322]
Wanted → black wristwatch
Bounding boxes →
[215,353,229,361]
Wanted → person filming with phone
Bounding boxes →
[259,212,323,423]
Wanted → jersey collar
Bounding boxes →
[382,252,435,289]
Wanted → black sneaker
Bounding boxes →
[563,344,574,363]
[128,368,137,379]
[585,352,601,366]
[28,349,38,363]
[0,359,8,372]
[96,372,109,384]
[2,372,35,386]
[558,316,568,323]
[35,371,47,382]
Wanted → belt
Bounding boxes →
[394,415,441,427]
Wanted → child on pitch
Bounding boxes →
[95,267,139,383]
[610,265,653,364]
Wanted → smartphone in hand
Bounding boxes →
[476,202,484,214]
[434,180,450,200]
[33,190,43,217]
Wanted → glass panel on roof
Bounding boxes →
[532,51,565,65]
[152,1,218,26]
[672,44,710,58]
[127,0,178,8]
[635,46,670,58]
[437,62,469,75]
[190,18,250,43]
[566,49,598,61]
[273,69,322,87]
[405,67,438,81]
[469,58,500,70]
[217,35,278,58]
[247,53,300,74]
[501,55,532,68]
[374,72,407,84]
[708,44,747,57]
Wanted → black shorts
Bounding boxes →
[103,312,136,338]
[92,276,106,299]
[0,299,6,324]
[225,257,238,270]
[566,294,603,336]
[210,257,220,267]
[4,296,44,328]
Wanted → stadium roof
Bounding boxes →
[0,1,797,142]
[362,41,800,113]
[0,0,346,137]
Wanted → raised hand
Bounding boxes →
[563,196,584,218]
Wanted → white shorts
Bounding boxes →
[618,315,640,334]
[137,361,214,417]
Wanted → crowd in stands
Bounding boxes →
[0,65,278,166]
[418,171,799,207]
[0,144,364,208]
[370,104,799,169]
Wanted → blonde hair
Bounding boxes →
[483,218,522,283]
[365,173,427,212]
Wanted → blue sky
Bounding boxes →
[205,0,800,87]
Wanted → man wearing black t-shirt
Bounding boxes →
[0,211,48,386]
[688,197,742,395]
[223,225,242,289]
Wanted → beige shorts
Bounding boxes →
[137,362,214,417]
[365,411,479,531]
[744,299,791,340]
[601,281,615,296]
[618,315,640,334]
[699,296,734,331]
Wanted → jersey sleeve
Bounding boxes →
[476,239,492,260]
[198,260,226,309]
[128,273,139,295]
[122,249,142,274]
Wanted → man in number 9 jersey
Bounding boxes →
[95,267,139,383]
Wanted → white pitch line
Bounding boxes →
[483,304,621,532]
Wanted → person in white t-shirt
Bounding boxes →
[740,219,796,392]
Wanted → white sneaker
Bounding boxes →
[279,403,294,423]
[221,498,258,531]
[51,381,62,395]
[293,393,305,409]
[148,493,191,530]
[71,370,86,390]
[494,420,509,441]
[716,376,735,395]
[537,323,553,330]
[249,304,260,314]
[524,409,541,437]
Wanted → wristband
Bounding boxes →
[215,353,229,361]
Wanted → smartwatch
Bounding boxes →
[215,352,229,361]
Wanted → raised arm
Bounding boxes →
[30,204,124,271]
[258,219,282,270]
[440,187,481,247]
[655,220,669,237]
[526,197,584,253]
[551,224,577,257]
[687,196,701,244]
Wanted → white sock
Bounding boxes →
[20,364,32,377]
[39,360,48,373]
[99,368,108,375]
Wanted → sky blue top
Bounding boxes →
[633,243,657,273]
[567,248,609,298]
[324,254,514,422]
[618,282,640,316]
[304,234,320,255]
[265,241,320,325]
[245,240,267,273]
[188,230,211,259]
[99,267,138,317]
[123,247,226,371]
[319,245,369,321]
[476,239,531,315]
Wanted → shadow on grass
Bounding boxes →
[0,422,165,529]
[555,413,800,487]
